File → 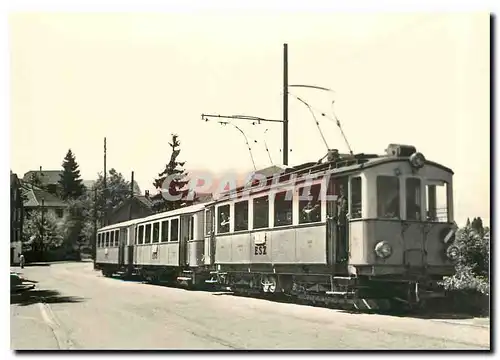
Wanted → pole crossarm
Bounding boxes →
[201,114,284,124]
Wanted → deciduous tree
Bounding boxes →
[22,210,63,258]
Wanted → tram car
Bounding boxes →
[208,144,458,310]
[95,203,216,286]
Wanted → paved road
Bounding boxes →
[10,262,490,350]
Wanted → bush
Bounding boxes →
[440,223,490,296]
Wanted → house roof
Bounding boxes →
[23,170,63,186]
[22,186,67,208]
[135,195,154,208]
[108,195,154,217]
[23,169,141,194]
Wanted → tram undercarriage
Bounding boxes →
[208,267,447,312]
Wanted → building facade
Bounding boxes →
[10,173,24,265]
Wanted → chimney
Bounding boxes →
[145,190,149,198]
[39,166,42,172]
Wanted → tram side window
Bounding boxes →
[137,225,144,245]
[188,216,194,240]
[205,209,213,236]
[406,178,422,221]
[152,222,160,243]
[253,196,269,229]
[217,205,230,234]
[426,181,449,222]
[234,200,249,231]
[97,233,101,248]
[299,184,322,224]
[105,232,110,247]
[116,230,120,246]
[377,176,400,219]
[274,190,293,227]
[170,219,179,241]
[161,220,169,242]
[110,231,114,247]
[350,177,362,219]
[145,224,152,244]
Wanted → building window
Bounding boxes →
[253,195,269,229]
[170,219,179,241]
[161,220,169,242]
[152,222,160,243]
[406,178,422,221]
[145,224,152,244]
[298,184,322,224]
[217,205,230,234]
[350,177,362,219]
[426,181,449,222]
[274,190,293,227]
[137,226,144,245]
[377,176,400,218]
[234,200,249,231]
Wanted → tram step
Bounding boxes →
[205,279,218,284]
[177,276,192,281]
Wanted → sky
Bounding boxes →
[8,11,490,226]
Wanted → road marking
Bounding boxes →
[37,302,75,350]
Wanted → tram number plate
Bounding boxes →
[254,244,267,256]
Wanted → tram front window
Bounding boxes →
[426,181,449,222]
[406,178,422,221]
[377,175,400,219]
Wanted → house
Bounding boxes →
[23,168,64,195]
[10,172,24,265]
[106,192,155,225]
[105,190,214,226]
[21,184,69,224]
[22,169,142,193]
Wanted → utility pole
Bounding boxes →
[40,198,45,261]
[283,43,288,165]
[93,186,97,269]
[201,43,290,166]
[103,137,107,226]
[129,171,134,221]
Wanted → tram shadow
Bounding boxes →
[212,291,487,320]
[104,272,223,293]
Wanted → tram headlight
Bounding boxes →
[446,245,459,261]
[409,152,426,169]
[375,241,393,259]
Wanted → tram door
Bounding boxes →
[118,228,126,267]
[326,192,338,266]
[127,227,135,271]
[326,177,349,265]
[179,216,189,267]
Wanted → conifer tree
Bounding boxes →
[58,149,85,200]
[151,134,196,213]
